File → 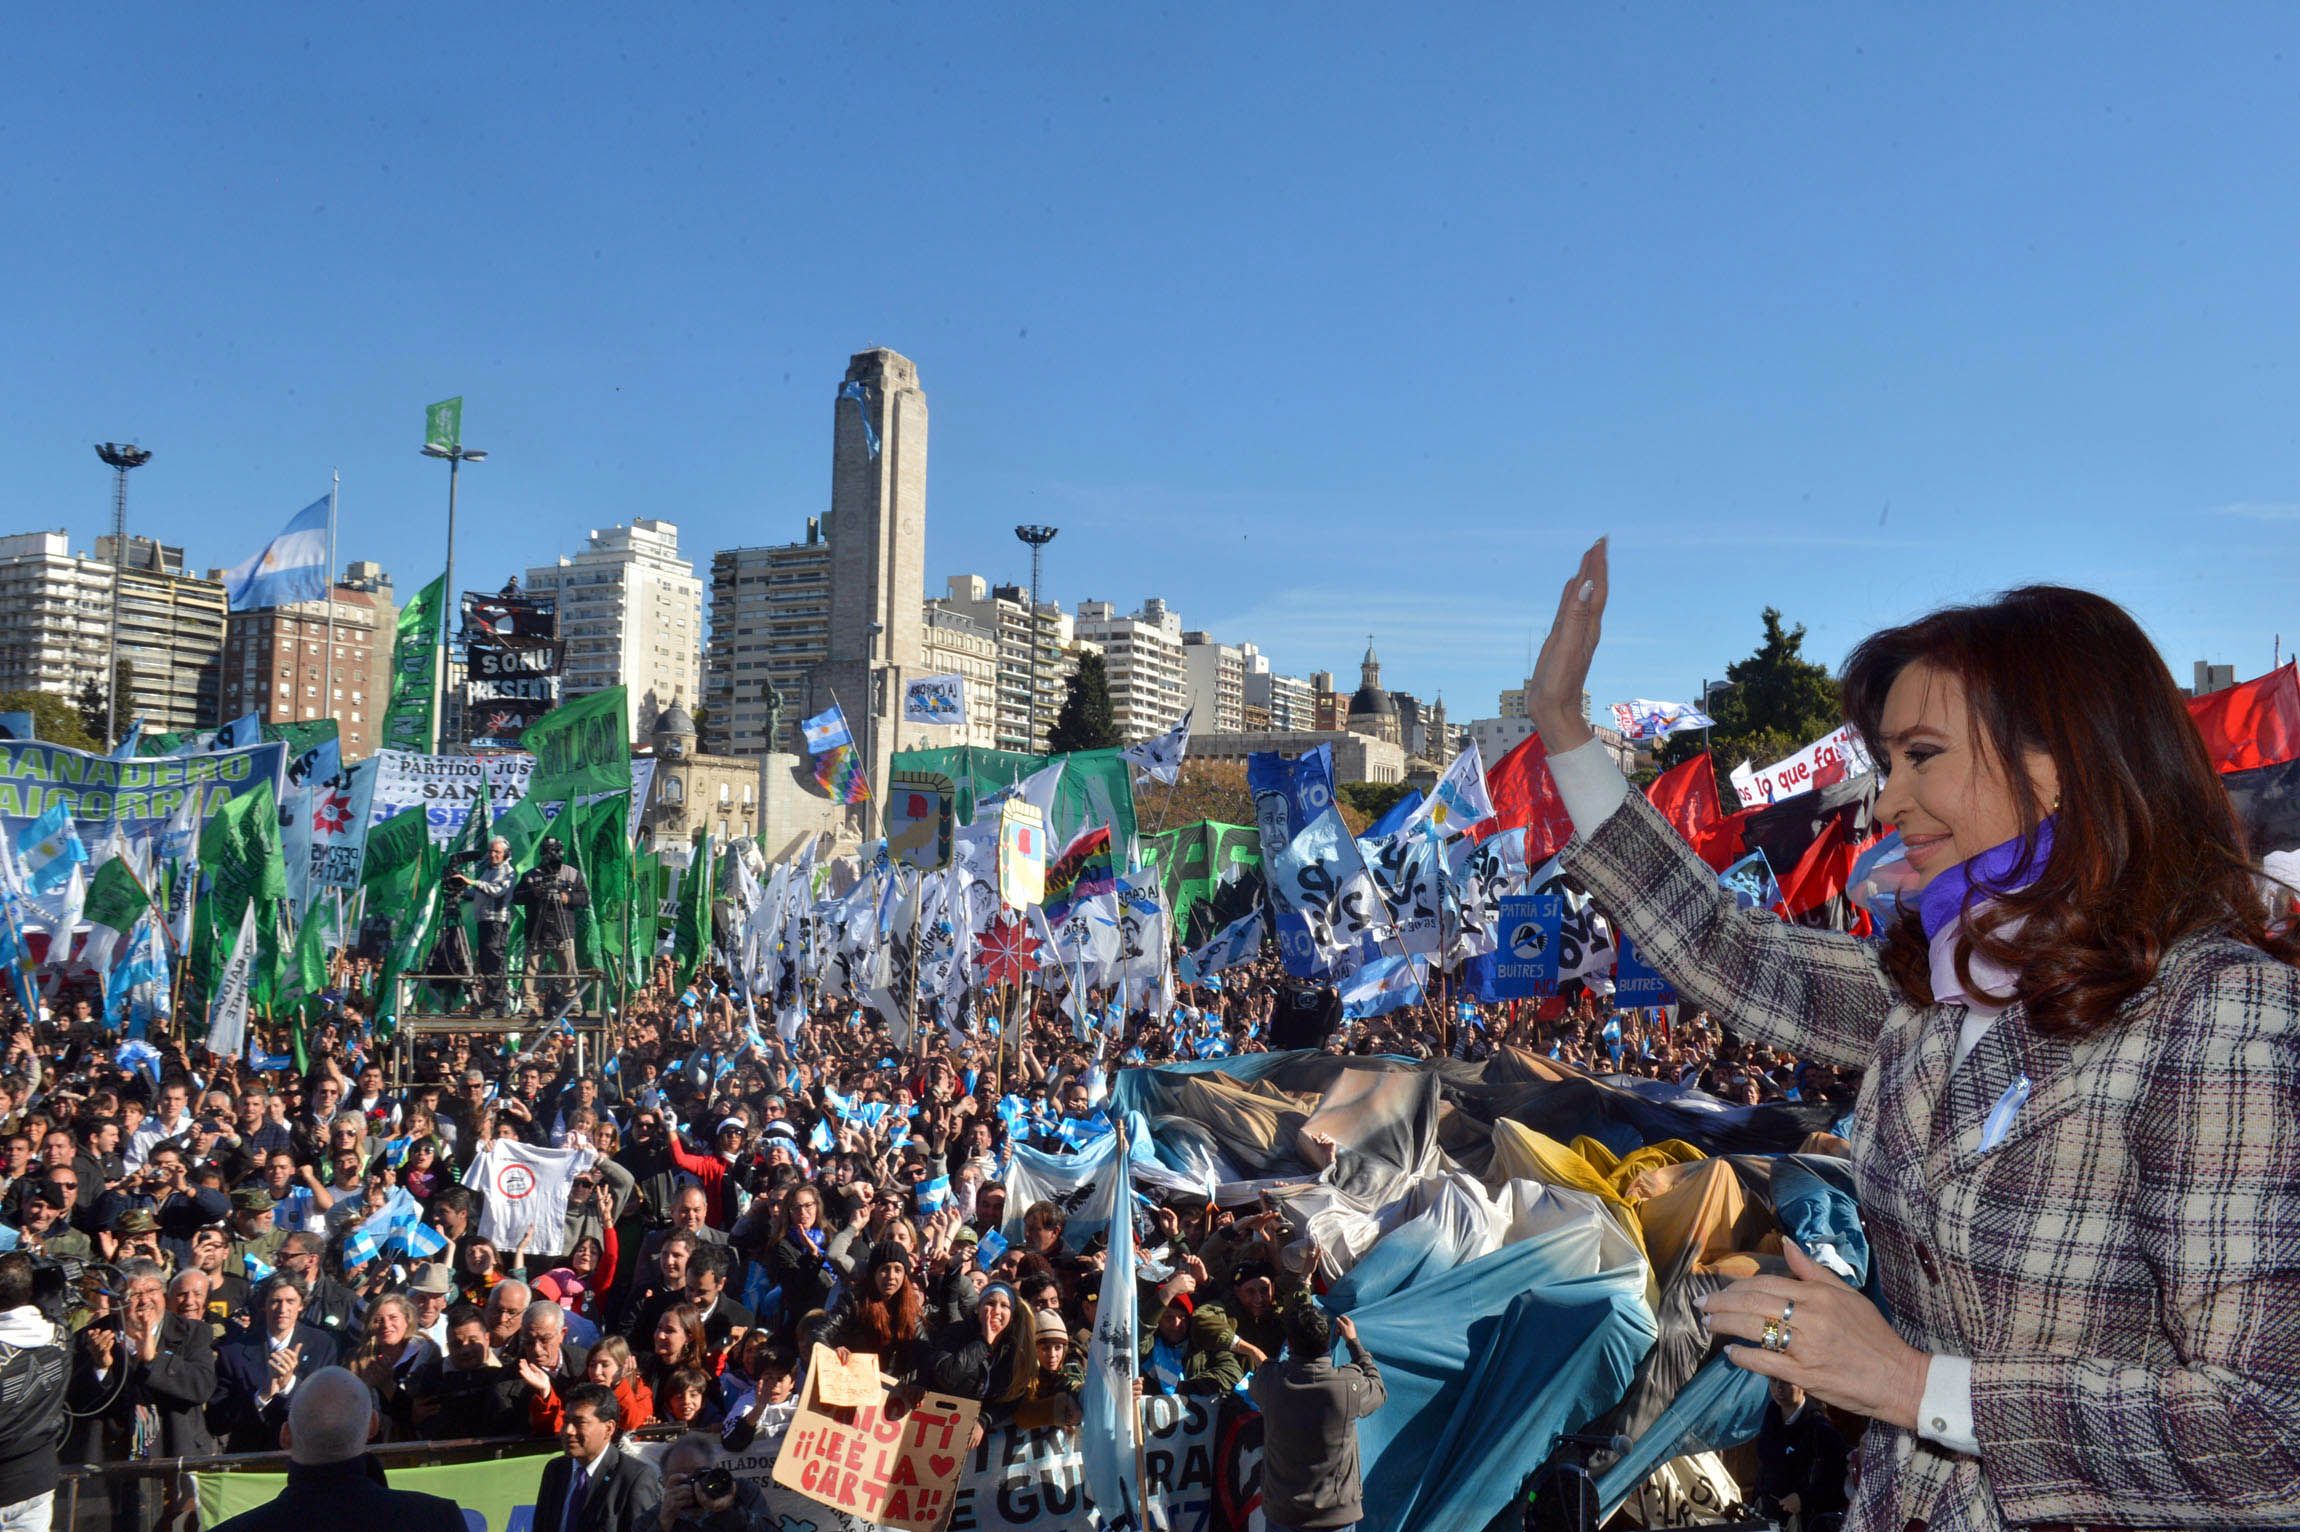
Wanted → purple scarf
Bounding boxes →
[1917,817,2056,940]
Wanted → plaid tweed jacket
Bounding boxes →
[1564,791,2300,1531]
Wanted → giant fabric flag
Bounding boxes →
[1121,706,1192,786]
[1477,731,1577,862]
[222,496,329,611]
[1137,820,1262,947]
[1078,1123,1144,1532]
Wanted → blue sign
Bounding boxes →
[1717,849,1780,911]
[1612,935,1678,1006]
[1247,744,1335,856]
[1490,894,1563,998]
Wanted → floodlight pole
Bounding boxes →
[94,442,152,750]
[1015,525,1059,753]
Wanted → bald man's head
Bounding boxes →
[282,1366,373,1465]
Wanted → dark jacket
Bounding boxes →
[207,1454,465,1532]
[66,1312,218,1462]
[211,1320,345,1453]
[0,1310,66,1505]
[1249,1340,1386,1531]
[407,1356,528,1440]
[533,1442,661,1532]
[764,1230,835,1334]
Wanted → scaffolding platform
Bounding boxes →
[387,971,620,1085]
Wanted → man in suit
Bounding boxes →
[66,1259,216,1532]
[207,1366,463,1532]
[532,1382,659,1532]
[682,1245,752,1366]
[209,1274,344,1452]
[410,1302,527,1440]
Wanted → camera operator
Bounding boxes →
[469,837,517,1014]
[515,837,589,1020]
[0,1252,67,1532]
[657,1432,769,1532]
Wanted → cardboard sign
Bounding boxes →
[811,1343,886,1408]
[773,1346,981,1532]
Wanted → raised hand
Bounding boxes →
[1528,537,1609,748]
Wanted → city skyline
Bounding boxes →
[8,8,2300,726]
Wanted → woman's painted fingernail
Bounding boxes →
[1692,1293,1709,1311]
[1577,580,1595,603]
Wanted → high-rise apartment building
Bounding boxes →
[917,605,1001,751]
[932,576,1072,754]
[525,518,702,738]
[1241,643,1314,733]
[0,531,113,706]
[703,525,832,756]
[220,562,397,758]
[1180,632,1246,735]
[101,536,226,736]
[1073,598,1188,743]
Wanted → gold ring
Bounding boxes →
[1760,1318,1782,1351]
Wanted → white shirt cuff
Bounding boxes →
[1545,738,1630,838]
[1917,1353,1979,1456]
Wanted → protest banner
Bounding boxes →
[368,749,535,843]
[379,574,444,753]
[1726,723,1874,808]
[196,1450,554,1530]
[810,1342,887,1407]
[1491,893,1563,998]
[0,739,287,841]
[902,673,968,727]
[771,1351,980,1532]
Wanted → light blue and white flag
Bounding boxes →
[1340,953,1429,1019]
[1121,706,1192,787]
[105,913,171,1039]
[15,805,87,897]
[205,902,258,1060]
[799,706,853,755]
[223,495,330,611]
[1607,699,1716,742]
[1180,904,1265,984]
[1267,807,1388,977]
[1079,1120,1143,1532]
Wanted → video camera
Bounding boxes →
[27,1256,84,1329]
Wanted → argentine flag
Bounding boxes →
[222,495,329,612]
[15,805,88,898]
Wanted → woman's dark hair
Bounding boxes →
[1842,584,2299,1036]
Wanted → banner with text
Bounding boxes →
[0,740,287,842]
[1727,724,1875,808]
[369,749,535,843]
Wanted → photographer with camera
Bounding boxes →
[515,837,589,1021]
[0,1252,67,1532]
[657,1433,768,1532]
[468,836,517,1014]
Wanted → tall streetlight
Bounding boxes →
[94,443,152,751]
[420,438,487,752]
[1015,524,1058,752]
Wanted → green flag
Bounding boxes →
[380,575,444,753]
[361,806,430,891]
[83,857,151,940]
[672,833,714,986]
[490,793,560,871]
[575,793,630,973]
[630,849,664,987]
[524,687,630,803]
[281,898,334,1013]
[195,781,285,994]
[425,396,463,453]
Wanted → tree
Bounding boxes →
[0,689,98,752]
[72,678,107,746]
[1337,779,1414,822]
[1047,653,1121,754]
[1659,608,1843,799]
[1133,760,1371,837]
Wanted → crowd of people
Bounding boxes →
[0,941,1847,1532]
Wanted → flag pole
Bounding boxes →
[323,471,338,739]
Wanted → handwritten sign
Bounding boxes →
[773,1345,980,1532]
[811,1343,886,1408]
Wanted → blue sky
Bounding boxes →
[6,6,2299,728]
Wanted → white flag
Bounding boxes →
[1121,706,1192,786]
[1402,746,1495,846]
[1079,1122,1143,1530]
[206,902,258,1061]
[901,674,968,728]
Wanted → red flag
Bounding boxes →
[1478,731,1578,862]
[1770,817,1875,920]
[1644,753,1744,870]
[2187,664,2300,775]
